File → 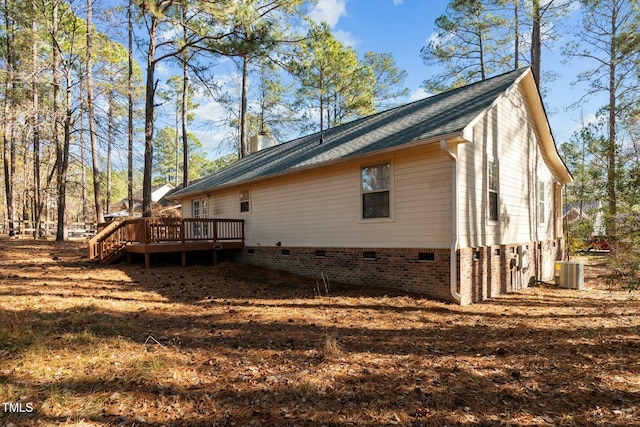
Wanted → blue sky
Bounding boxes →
[167,0,607,159]
[312,0,605,140]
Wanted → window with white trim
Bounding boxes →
[240,189,250,213]
[193,200,200,218]
[192,198,209,237]
[192,199,208,218]
[361,162,391,219]
[488,160,499,221]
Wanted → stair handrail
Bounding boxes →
[88,219,127,261]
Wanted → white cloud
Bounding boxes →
[194,100,228,122]
[309,0,348,27]
[426,31,450,46]
[155,62,170,78]
[566,0,581,15]
[191,129,235,158]
[333,29,359,47]
[159,26,179,42]
[393,0,403,5]
[409,87,432,102]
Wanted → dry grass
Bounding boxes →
[1,239,640,426]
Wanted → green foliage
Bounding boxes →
[421,0,513,93]
[159,75,199,125]
[610,206,640,291]
[203,153,239,176]
[250,59,300,139]
[102,169,134,208]
[152,127,217,185]
[363,52,409,109]
[291,22,375,131]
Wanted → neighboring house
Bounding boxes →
[170,68,572,305]
[107,183,179,218]
[564,201,605,236]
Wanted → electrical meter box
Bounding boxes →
[554,261,585,289]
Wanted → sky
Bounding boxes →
[160,0,608,160]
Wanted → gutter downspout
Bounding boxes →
[440,139,461,303]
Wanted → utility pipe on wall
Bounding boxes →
[440,139,461,303]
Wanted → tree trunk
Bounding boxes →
[86,0,104,225]
[128,0,134,215]
[33,2,42,238]
[181,1,189,187]
[182,55,189,186]
[107,94,113,212]
[52,0,66,241]
[175,103,180,186]
[514,0,519,69]
[606,3,617,236]
[478,32,486,80]
[319,68,324,133]
[531,0,541,87]
[3,0,15,236]
[80,112,88,223]
[57,68,73,240]
[239,54,249,158]
[142,15,159,217]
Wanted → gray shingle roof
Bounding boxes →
[172,68,528,198]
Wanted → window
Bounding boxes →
[240,190,250,213]
[193,200,200,218]
[192,199,209,237]
[362,163,391,219]
[201,199,209,218]
[538,180,545,224]
[488,160,499,221]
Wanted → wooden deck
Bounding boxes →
[89,218,244,267]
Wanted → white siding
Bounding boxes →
[182,144,453,249]
[182,201,192,218]
[458,85,558,248]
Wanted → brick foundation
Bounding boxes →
[237,247,453,300]
[235,239,564,304]
[459,239,564,304]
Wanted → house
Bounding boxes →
[170,67,572,305]
[564,201,605,236]
[107,183,180,219]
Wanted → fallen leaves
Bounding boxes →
[1,241,640,426]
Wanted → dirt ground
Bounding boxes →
[1,238,639,426]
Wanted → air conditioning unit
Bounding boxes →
[554,261,584,289]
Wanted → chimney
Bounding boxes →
[248,135,277,154]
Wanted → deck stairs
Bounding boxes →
[88,220,128,265]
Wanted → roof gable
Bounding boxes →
[173,68,533,198]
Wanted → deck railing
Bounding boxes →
[88,220,127,262]
[89,217,245,261]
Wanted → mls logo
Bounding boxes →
[2,402,35,413]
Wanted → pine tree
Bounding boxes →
[564,0,640,236]
[420,0,513,92]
